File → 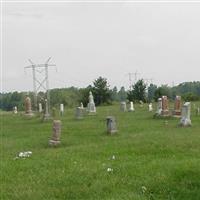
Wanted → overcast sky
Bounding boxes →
[2,1,200,92]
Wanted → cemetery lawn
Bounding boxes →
[1,103,200,200]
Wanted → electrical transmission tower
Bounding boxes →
[126,73,134,90]
[133,70,140,83]
[24,57,56,112]
[126,70,140,90]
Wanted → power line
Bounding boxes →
[24,57,56,112]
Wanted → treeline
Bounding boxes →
[1,77,200,111]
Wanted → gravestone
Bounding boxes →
[60,104,64,116]
[80,102,84,109]
[139,100,144,107]
[75,107,84,119]
[24,96,33,116]
[161,96,170,116]
[106,116,117,134]
[43,99,51,120]
[196,107,200,116]
[49,120,61,146]
[13,106,18,114]
[173,96,182,117]
[38,103,43,113]
[128,101,134,112]
[149,103,153,112]
[87,91,96,114]
[179,102,192,127]
[155,98,162,115]
[120,101,127,112]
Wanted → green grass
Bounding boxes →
[1,103,200,200]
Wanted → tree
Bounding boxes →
[79,85,93,107]
[118,87,127,101]
[154,85,171,101]
[92,77,112,105]
[110,86,118,101]
[147,84,157,102]
[127,79,147,102]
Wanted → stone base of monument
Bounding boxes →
[161,110,170,117]
[173,110,181,118]
[88,111,96,115]
[154,111,172,119]
[49,140,61,146]
[43,113,52,121]
[179,118,192,127]
[24,112,34,117]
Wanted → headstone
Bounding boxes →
[155,98,162,115]
[120,101,127,112]
[49,120,61,146]
[179,102,192,127]
[80,102,84,109]
[173,96,182,117]
[128,101,134,112]
[38,103,43,113]
[75,107,84,119]
[161,96,170,116]
[139,100,144,107]
[87,91,96,114]
[106,116,117,134]
[148,103,153,112]
[24,96,33,116]
[44,99,51,120]
[13,106,18,114]
[196,107,200,116]
[60,104,64,116]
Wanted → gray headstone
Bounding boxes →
[120,101,127,112]
[106,116,117,134]
[43,99,51,120]
[179,102,192,127]
[75,107,84,119]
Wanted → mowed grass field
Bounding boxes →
[1,103,200,200]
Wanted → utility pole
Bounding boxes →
[24,57,56,113]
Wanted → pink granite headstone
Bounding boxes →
[161,96,169,116]
[24,96,33,116]
[174,96,182,116]
[49,120,61,146]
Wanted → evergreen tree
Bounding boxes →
[92,77,111,105]
[118,86,127,101]
[147,84,157,102]
[127,79,147,102]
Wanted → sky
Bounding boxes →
[2,1,200,92]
